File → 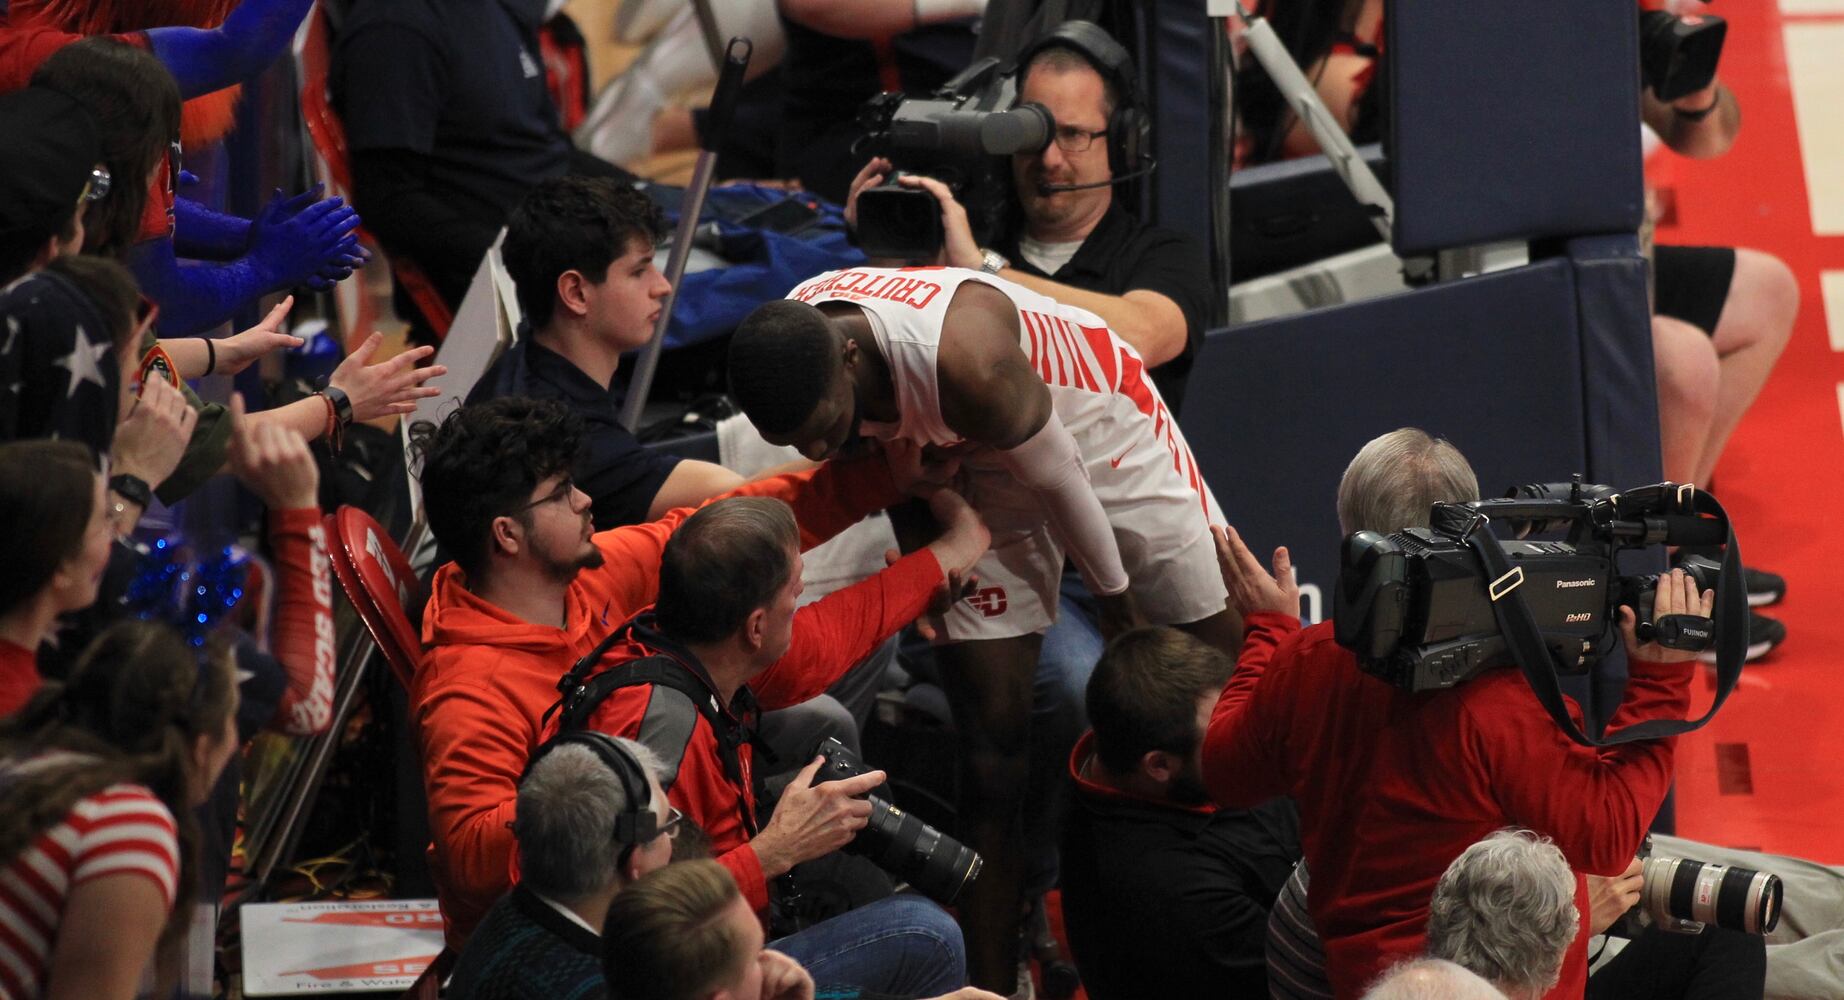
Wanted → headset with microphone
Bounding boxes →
[1011,20,1157,194]
[522,730,664,868]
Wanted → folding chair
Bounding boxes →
[322,506,424,692]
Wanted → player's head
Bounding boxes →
[728,300,861,461]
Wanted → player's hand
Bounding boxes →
[844,156,892,233]
[897,174,982,269]
[1215,524,1299,620]
[1587,859,1645,937]
[1618,568,1714,664]
[1096,589,1146,641]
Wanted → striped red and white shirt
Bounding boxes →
[0,775,179,999]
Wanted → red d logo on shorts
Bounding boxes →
[966,586,1008,618]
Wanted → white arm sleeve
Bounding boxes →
[995,414,1129,596]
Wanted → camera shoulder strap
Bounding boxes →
[1460,489,1747,747]
[550,621,770,836]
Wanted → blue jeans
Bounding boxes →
[771,894,967,998]
[1025,572,1106,894]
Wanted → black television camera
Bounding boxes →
[1640,5,1727,102]
[811,736,982,906]
[1615,835,1784,937]
[1334,477,1749,746]
[853,57,1053,261]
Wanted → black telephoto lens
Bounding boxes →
[810,737,983,907]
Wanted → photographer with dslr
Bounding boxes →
[560,492,990,997]
[1201,428,1714,999]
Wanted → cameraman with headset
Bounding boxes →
[1200,428,1714,1000]
[844,22,1208,410]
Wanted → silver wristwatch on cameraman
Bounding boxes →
[978,248,1009,275]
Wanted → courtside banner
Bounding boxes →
[241,900,444,995]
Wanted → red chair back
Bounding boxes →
[323,507,424,692]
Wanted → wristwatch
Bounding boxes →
[978,248,1009,275]
[109,472,152,510]
[320,384,353,426]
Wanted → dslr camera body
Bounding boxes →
[854,57,1053,261]
[1335,477,1726,692]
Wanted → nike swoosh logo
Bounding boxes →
[1110,448,1132,469]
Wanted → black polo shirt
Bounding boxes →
[996,202,1210,413]
[333,0,570,224]
[468,337,682,531]
[1060,734,1301,1000]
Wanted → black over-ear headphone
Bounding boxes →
[524,730,661,854]
[1013,20,1153,182]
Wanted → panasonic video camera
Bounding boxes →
[853,57,1053,261]
[1334,477,1731,693]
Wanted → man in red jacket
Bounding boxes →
[569,490,989,996]
[1201,428,1713,999]
[412,397,969,946]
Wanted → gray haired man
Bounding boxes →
[1427,829,1579,1000]
[447,735,680,1000]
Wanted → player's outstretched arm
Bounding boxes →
[938,282,1129,597]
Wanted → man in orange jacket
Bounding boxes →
[412,397,967,945]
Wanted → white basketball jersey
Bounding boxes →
[785,266,1217,520]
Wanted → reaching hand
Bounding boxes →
[1619,568,1715,664]
[755,950,815,1000]
[247,186,363,292]
[213,296,302,376]
[1586,859,1644,937]
[1214,524,1299,620]
[844,156,893,233]
[888,546,978,643]
[896,174,982,270]
[326,332,446,422]
[750,756,883,877]
[226,394,320,510]
[112,376,198,490]
[1095,589,1146,640]
[924,489,990,577]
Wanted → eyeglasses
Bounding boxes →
[659,805,685,841]
[516,476,576,512]
[1052,125,1109,153]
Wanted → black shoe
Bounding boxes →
[1700,611,1786,663]
[1742,566,1787,607]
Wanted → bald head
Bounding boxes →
[1362,959,1507,1000]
